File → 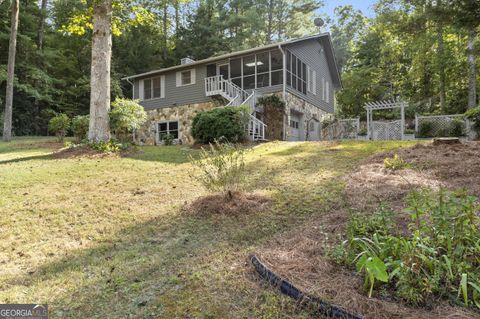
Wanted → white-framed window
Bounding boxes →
[157,121,180,143]
[176,69,196,87]
[307,67,316,95]
[322,77,326,101]
[289,119,299,129]
[140,75,165,100]
[326,80,330,103]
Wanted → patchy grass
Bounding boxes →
[0,137,418,318]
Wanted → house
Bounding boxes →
[123,32,342,144]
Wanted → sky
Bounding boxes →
[322,0,377,18]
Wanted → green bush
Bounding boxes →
[71,115,89,142]
[257,95,285,110]
[449,119,465,137]
[191,106,249,144]
[192,140,247,200]
[404,129,415,135]
[48,113,70,142]
[465,107,480,138]
[417,121,434,138]
[110,98,147,142]
[332,189,480,308]
[161,133,175,145]
[89,140,129,153]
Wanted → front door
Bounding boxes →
[217,63,229,80]
[288,113,302,141]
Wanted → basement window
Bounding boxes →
[158,121,179,142]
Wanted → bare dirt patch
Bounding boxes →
[254,141,480,319]
[184,191,270,216]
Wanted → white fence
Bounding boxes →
[321,118,360,140]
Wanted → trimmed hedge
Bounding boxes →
[191,106,248,143]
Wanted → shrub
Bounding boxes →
[192,140,247,200]
[161,133,175,145]
[71,115,89,142]
[89,140,129,153]
[110,98,147,142]
[257,95,285,110]
[449,119,465,137]
[464,107,480,138]
[404,129,415,135]
[417,121,434,138]
[358,128,368,136]
[191,106,249,144]
[48,113,70,142]
[333,189,480,308]
[384,154,410,171]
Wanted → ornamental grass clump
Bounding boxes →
[192,140,247,200]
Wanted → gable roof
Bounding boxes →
[123,32,342,88]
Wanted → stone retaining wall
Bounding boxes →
[135,101,221,145]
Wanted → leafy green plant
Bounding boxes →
[404,129,415,135]
[89,140,129,153]
[449,119,465,137]
[191,106,249,144]
[48,113,70,142]
[161,133,175,145]
[464,107,480,138]
[71,115,89,142]
[333,189,480,308]
[358,128,368,136]
[110,98,147,142]
[384,154,410,171]
[417,121,434,138]
[257,95,286,110]
[191,140,247,200]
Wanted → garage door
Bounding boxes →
[288,114,301,141]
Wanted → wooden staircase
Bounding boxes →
[205,75,266,141]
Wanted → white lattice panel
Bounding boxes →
[371,120,402,140]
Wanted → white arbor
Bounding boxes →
[365,99,407,140]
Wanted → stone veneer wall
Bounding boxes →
[135,100,221,145]
[284,92,329,140]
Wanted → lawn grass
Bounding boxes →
[0,137,420,318]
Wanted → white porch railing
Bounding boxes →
[205,75,249,104]
[248,114,266,141]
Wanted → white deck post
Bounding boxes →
[400,104,405,140]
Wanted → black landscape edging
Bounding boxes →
[250,255,364,319]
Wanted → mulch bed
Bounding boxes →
[254,141,480,319]
[184,191,270,216]
[52,145,139,159]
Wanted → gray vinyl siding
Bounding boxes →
[285,38,335,114]
[133,65,212,110]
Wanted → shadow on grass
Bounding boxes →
[127,145,200,164]
[0,153,53,165]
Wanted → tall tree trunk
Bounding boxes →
[174,0,179,37]
[467,28,477,109]
[88,0,112,142]
[163,2,168,61]
[3,0,19,142]
[437,26,446,110]
[37,0,48,50]
[266,0,274,44]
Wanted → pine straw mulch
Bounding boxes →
[183,191,270,216]
[51,145,139,159]
[253,141,480,319]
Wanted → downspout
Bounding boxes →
[278,44,288,141]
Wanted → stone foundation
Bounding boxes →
[284,92,329,141]
[136,100,221,145]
